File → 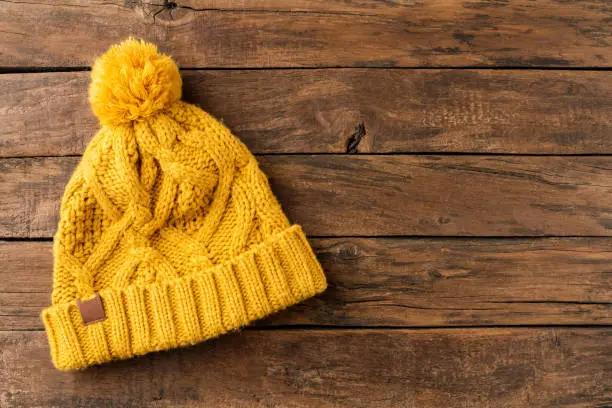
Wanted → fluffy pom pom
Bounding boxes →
[89,38,182,127]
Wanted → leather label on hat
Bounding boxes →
[77,293,107,325]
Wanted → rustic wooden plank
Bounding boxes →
[2,70,612,157]
[1,1,611,68]
[2,155,612,238]
[1,329,610,407]
[0,241,52,331]
[1,238,611,330]
[265,155,612,237]
[0,157,73,238]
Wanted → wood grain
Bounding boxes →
[1,238,611,330]
[1,1,610,406]
[2,155,612,238]
[1,1,611,68]
[2,70,612,157]
[1,329,610,407]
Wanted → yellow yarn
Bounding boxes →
[41,38,327,371]
[89,38,182,127]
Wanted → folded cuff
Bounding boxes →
[42,225,326,371]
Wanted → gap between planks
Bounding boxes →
[2,67,612,73]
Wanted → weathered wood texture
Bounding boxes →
[1,238,610,331]
[1,1,611,68]
[2,155,612,238]
[2,70,612,157]
[1,329,610,407]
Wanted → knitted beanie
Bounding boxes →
[41,38,327,371]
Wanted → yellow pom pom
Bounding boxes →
[89,38,182,127]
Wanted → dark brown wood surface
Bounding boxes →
[2,155,612,238]
[2,70,612,156]
[1,239,610,331]
[1,1,611,406]
[1,329,610,407]
[1,0,611,68]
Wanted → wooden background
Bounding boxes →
[1,0,611,407]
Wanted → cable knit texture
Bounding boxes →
[41,39,327,371]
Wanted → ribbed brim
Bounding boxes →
[42,225,326,371]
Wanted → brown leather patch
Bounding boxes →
[77,293,107,325]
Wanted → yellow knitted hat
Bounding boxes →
[41,38,327,371]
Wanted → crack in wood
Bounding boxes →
[144,0,178,22]
[346,122,366,153]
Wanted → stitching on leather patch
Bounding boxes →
[77,293,107,325]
